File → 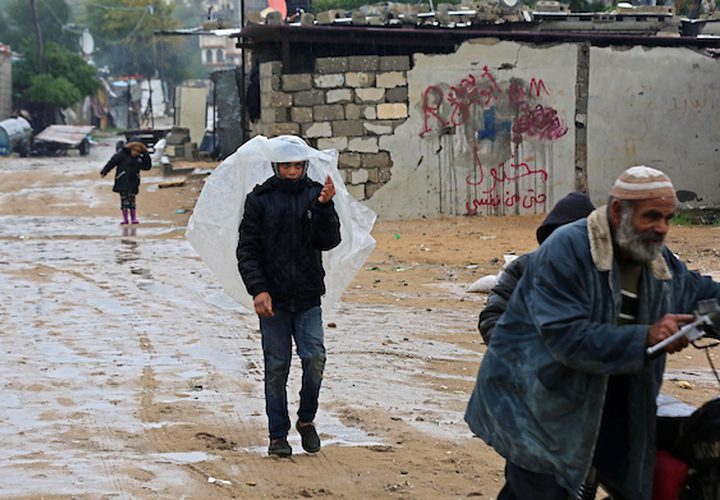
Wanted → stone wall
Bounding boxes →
[254,55,411,201]
[252,39,720,217]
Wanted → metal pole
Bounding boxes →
[30,0,46,72]
[212,78,217,158]
[127,85,131,130]
[148,74,154,129]
[239,0,248,144]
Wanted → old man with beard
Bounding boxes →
[465,166,720,500]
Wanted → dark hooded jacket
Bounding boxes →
[478,192,595,342]
[236,175,341,312]
[101,147,151,194]
[466,207,720,498]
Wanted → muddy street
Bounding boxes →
[0,140,503,498]
[1,140,719,498]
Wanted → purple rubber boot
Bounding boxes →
[121,208,129,225]
[130,208,139,224]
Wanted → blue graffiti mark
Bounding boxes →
[476,107,511,142]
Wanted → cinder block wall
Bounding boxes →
[253,55,410,201]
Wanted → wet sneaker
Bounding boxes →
[268,437,292,457]
[296,421,321,453]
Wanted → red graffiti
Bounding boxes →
[447,75,481,127]
[420,85,449,137]
[488,160,548,192]
[464,152,548,215]
[468,144,485,185]
[419,72,564,142]
[477,66,503,106]
[465,188,547,215]
[507,80,526,106]
[418,70,562,215]
[529,78,550,98]
[465,155,548,190]
[512,104,568,144]
[446,67,502,127]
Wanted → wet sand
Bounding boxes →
[0,140,718,498]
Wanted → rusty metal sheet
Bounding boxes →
[34,125,94,146]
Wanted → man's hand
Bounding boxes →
[647,313,694,353]
[100,172,107,178]
[253,291,274,318]
[318,176,335,204]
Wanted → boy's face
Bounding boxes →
[277,161,306,180]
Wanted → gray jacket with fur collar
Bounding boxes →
[465,205,720,497]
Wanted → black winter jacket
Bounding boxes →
[477,191,594,342]
[101,148,151,194]
[477,252,531,343]
[237,175,341,312]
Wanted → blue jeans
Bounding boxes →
[260,306,326,440]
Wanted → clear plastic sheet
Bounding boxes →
[186,135,377,313]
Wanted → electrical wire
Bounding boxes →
[83,0,150,12]
[38,0,153,45]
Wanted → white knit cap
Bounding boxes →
[611,166,675,201]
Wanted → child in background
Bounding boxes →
[100,140,151,224]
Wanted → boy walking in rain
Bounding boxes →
[237,136,341,457]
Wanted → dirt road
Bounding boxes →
[0,140,718,498]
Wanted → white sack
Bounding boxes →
[466,274,498,293]
[466,254,520,293]
[501,254,518,270]
[151,138,166,167]
[186,135,377,313]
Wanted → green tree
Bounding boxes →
[4,0,76,51]
[85,0,187,85]
[0,13,9,46]
[13,40,99,129]
[26,74,81,107]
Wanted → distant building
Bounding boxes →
[0,44,12,120]
[199,0,265,69]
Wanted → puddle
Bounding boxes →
[0,215,178,239]
[665,368,720,386]
[155,451,215,464]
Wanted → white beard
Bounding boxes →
[615,209,664,263]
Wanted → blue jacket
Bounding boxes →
[465,206,720,498]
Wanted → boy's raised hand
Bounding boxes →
[318,176,336,204]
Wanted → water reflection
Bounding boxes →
[115,237,139,265]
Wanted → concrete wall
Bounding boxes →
[372,40,578,217]
[254,39,720,217]
[0,45,12,120]
[175,83,209,145]
[587,46,720,207]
